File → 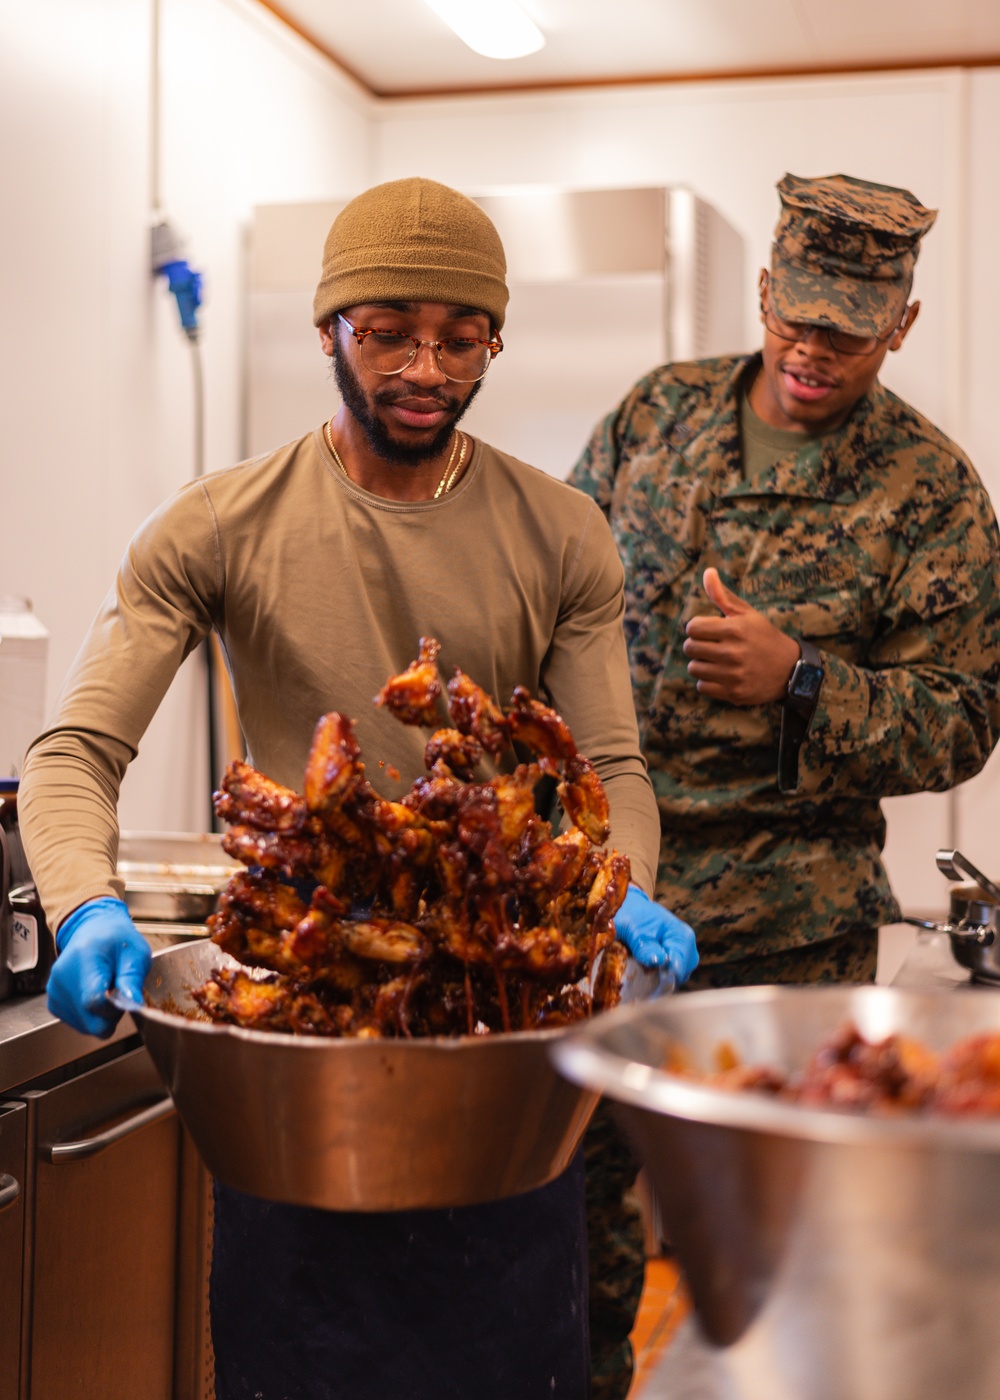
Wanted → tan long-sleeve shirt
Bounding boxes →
[20,428,659,931]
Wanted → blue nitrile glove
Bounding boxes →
[47,897,151,1038]
[614,885,699,984]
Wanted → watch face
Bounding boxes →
[793,664,823,700]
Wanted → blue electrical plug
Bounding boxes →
[159,259,202,338]
[151,220,203,341]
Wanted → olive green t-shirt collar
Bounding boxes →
[739,383,831,482]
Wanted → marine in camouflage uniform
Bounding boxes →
[572,172,1000,983]
[574,342,1000,976]
[577,174,1000,1394]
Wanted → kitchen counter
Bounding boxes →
[0,991,138,1095]
[0,928,203,1095]
[0,829,229,1094]
[888,928,984,990]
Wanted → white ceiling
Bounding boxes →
[268,0,1000,97]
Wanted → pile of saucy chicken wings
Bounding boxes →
[194,639,631,1038]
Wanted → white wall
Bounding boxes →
[945,68,1000,889]
[0,0,373,830]
[373,67,1000,915]
[374,70,966,442]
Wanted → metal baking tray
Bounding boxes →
[117,831,239,923]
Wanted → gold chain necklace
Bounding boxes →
[433,431,467,498]
[323,420,467,499]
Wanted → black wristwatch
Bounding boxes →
[778,638,824,791]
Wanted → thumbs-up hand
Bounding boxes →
[683,567,802,706]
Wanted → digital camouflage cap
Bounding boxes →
[770,173,937,338]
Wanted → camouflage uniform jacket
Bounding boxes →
[570,353,1000,963]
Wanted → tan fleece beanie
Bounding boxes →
[312,177,509,331]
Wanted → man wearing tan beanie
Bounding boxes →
[21,176,696,1399]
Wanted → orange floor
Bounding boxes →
[628,1255,691,1395]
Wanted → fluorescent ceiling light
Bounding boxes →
[422,0,546,60]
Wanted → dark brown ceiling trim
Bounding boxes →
[252,4,1000,104]
[255,0,374,93]
[383,52,1000,101]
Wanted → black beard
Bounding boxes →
[332,338,482,466]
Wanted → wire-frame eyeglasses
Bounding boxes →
[338,315,503,382]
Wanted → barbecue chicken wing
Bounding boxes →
[374,636,442,726]
[424,728,483,777]
[214,760,308,832]
[304,712,366,812]
[507,686,576,763]
[558,753,611,846]
[446,669,509,756]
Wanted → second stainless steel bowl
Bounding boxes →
[552,985,1000,1400]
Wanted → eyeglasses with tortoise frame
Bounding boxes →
[338,315,503,382]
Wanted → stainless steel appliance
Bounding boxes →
[117,830,239,941]
[553,984,1000,1400]
[0,790,54,1001]
[467,187,745,478]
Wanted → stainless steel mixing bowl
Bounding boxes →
[123,939,600,1211]
[552,985,1000,1400]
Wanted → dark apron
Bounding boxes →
[211,1150,589,1400]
